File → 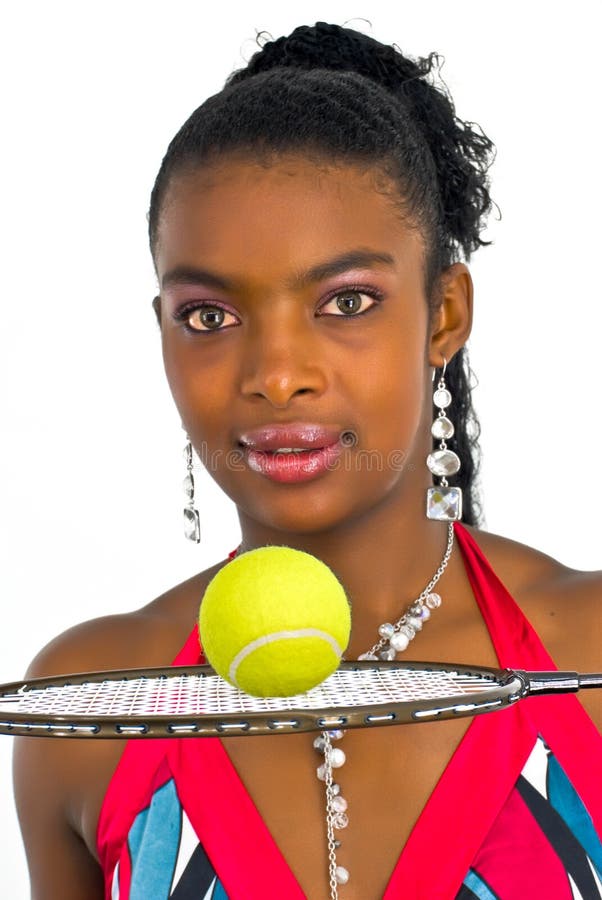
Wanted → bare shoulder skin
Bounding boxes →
[13,530,601,898]
[12,562,224,900]
[464,524,601,726]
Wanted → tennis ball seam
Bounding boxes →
[228,628,344,688]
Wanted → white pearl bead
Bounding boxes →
[313,736,326,752]
[328,747,346,768]
[335,865,350,885]
[317,764,327,781]
[390,631,410,652]
[378,622,395,639]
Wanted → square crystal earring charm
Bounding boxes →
[183,507,201,543]
[426,486,462,521]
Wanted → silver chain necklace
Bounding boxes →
[314,521,456,896]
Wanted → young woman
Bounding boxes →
[13,20,601,900]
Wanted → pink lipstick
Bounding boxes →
[238,423,349,484]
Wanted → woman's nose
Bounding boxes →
[238,312,328,408]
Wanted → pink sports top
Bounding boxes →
[97,522,602,899]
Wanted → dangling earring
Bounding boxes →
[182,432,201,543]
[426,356,463,521]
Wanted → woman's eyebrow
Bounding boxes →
[288,249,395,288]
[161,249,395,293]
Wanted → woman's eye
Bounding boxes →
[173,288,382,334]
[319,289,381,317]
[174,304,238,333]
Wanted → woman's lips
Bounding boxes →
[237,423,345,452]
[243,439,344,483]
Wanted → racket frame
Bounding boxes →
[0,660,530,739]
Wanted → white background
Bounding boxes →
[1,1,600,894]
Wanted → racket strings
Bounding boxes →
[1,668,499,718]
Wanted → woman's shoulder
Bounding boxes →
[461,523,601,681]
[461,521,601,599]
[460,522,577,593]
[24,558,231,680]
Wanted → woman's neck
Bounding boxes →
[235,474,456,658]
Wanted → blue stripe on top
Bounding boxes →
[462,869,500,900]
[126,777,229,899]
[128,779,181,900]
[547,751,602,879]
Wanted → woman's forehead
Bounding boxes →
[155,155,423,282]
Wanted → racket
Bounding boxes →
[0,660,600,739]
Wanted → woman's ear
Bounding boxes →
[428,263,473,367]
[152,295,161,328]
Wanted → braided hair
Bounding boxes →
[148,21,497,527]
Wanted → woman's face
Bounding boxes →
[153,154,438,535]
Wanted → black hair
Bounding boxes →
[148,21,498,527]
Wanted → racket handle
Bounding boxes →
[578,673,602,690]
[519,670,602,695]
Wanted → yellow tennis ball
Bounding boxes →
[198,545,351,697]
